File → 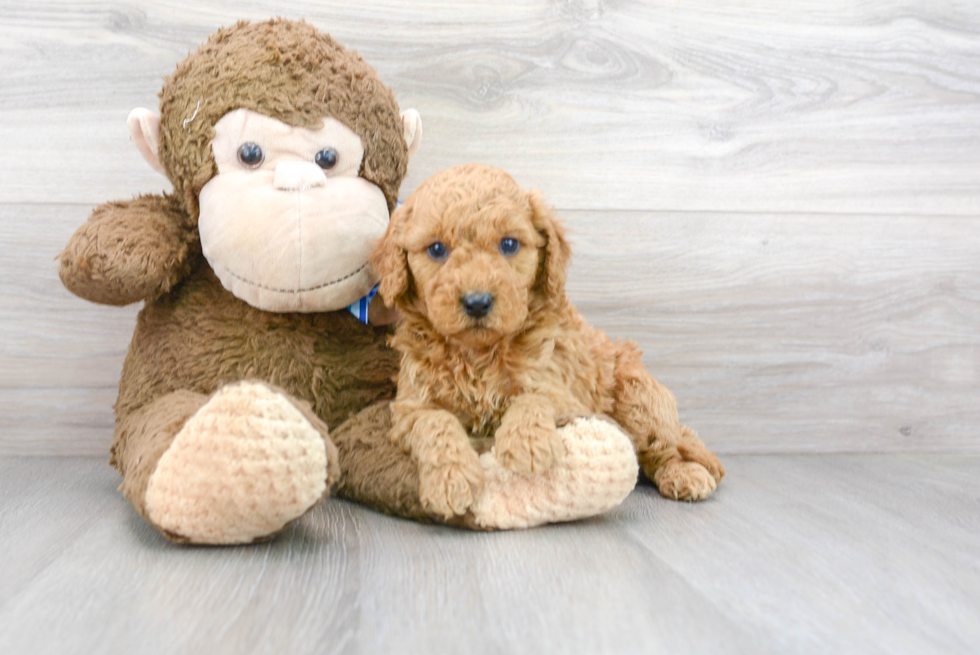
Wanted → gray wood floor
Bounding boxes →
[1,454,978,655]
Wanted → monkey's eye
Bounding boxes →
[315,148,338,170]
[499,238,521,256]
[237,142,264,168]
[427,242,449,261]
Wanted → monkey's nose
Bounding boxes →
[273,161,327,191]
[461,292,494,319]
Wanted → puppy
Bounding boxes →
[371,164,724,519]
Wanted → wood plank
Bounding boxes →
[342,509,764,655]
[2,1,980,213]
[619,454,980,654]
[565,210,980,454]
[3,203,977,455]
[0,454,760,655]
[0,454,977,654]
[0,458,119,607]
[0,204,135,455]
[0,457,367,655]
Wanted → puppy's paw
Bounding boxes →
[495,421,565,474]
[678,426,725,484]
[653,460,718,502]
[678,442,726,484]
[419,450,486,519]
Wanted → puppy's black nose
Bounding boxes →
[462,292,494,318]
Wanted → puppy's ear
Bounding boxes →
[528,190,571,299]
[371,196,414,307]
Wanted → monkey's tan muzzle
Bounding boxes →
[273,162,328,191]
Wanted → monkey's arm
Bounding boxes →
[59,193,200,306]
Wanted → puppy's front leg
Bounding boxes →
[391,407,485,519]
[494,394,565,473]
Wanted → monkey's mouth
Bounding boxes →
[224,262,370,294]
[198,165,391,314]
[208,257,376,313]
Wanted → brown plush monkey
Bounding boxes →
[59,19,640,544]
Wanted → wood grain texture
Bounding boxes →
[2,0,980,213]
[1,454,977,655]
[565,210,980,453]
[1,1,978,454]
[4,203,976,455]
[3,4,978,652]
[0,204,137,454]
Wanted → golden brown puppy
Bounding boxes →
[372,164,724,519]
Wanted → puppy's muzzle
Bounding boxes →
[461,292,494,319]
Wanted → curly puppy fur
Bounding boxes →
[371,164,724,518]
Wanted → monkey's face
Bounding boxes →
[198,109,389,313]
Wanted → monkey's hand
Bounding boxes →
[59,193,199,305]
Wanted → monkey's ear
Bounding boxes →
[400,109,423,159]
[371,196,414,307]
[528,189,571,299]
[127,108,167,176]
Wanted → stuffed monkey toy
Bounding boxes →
[58,19,640,544]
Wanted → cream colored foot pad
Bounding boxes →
[145,382,328,544]
[469,417,638,530]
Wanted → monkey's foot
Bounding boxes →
[144,381,330,544]
[468,417,638,530]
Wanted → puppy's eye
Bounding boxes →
[427,242,449,261]
[315,148,338,170]
[499,238,521,256]
[237,143,264,168]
